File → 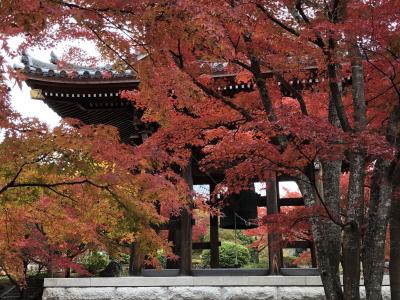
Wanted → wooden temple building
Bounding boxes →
[16,52,322,276]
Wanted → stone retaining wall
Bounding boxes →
[42,276,391,300]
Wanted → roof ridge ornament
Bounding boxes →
[50,51,59,65]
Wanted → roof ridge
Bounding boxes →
[16,52,136,80]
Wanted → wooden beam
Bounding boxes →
[278,197,304,207]
[154,218,195,231]
[260,195,305,207]
[276,174,297,182]
[257,195,267,207]
[192,241,221,250]
[285,241,313,248]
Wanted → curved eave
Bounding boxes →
[25,75,140,90]
[44,98,136,144]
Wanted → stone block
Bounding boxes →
[90,277,136,287]
[42,288,68,300]
[115,287,168,300]
[221,286,277,300]
[277,287,325,300]
[167,287,221,300]
[193,276,248,286]
[44,278,91,287]
[248,276,307,286]
[43,288,116,300]
[304,276,322,286]
[68,287,116,300]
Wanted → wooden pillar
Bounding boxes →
[210,215,219,268]
[266,175,282,275]
[179,163,193,275]
[209,183,219,268]
[310,243,317,267]
[166,217,181,269]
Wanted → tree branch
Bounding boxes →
[50,0,135,14]
[256,3,324,48]
[86,25,138,73]
[168,46,254,121]
[295,0,310,24]
[272,71,309,116]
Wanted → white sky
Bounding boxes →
[7,38,100,128]
[10,81,61,128]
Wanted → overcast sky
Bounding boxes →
[10,80,61,128]
[8,39,99,128]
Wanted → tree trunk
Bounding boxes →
[388,105,400,299]
[363,159,392,300]
[341,43,367,300]
[299,62,344,300]
[343,153,365,300]
[321,160,343,297]
[295,88,343,299]
[297,173,343,300]
[266,176,282,275]
[390,183,400,299]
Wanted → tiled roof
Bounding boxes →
[14,51,136,80]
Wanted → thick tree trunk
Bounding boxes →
[363,159,392,300]
[390,183,400,299]
[296,75,343,300]
[341,43,367,300]
[389,105,400,299]
[321,160,343,297]
[297,173,343,300]
[343,152,365,300]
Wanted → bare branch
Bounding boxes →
[256,3,324,48]
[86,25,139,73]
[168,45,254,121]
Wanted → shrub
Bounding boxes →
[156,249,167,268]
[78,251,109,274]
[201,242,250,268]
[282,256,297,268]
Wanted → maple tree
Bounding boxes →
[1,0,400,299]
[244,188,313,253]
[0,116,187,287]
